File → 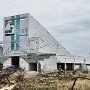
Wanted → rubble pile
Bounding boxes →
[0,67,90,90]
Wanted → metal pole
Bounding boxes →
[65,57,66,71]
[74,56,75,70]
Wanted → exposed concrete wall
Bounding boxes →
[3,57,29,71]
[3,13,71,57]
[3,36,11,55]
[19,58,29,71]
[39,56,57,72]
[87,66,90,71]
[28,14,71,56]
[3,58,11,68]
[3,14,29,56]
[29,37,39,53]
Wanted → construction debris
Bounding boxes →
[0,67,90,90]
[0,84,16,90]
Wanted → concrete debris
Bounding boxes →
[0,67,90,90]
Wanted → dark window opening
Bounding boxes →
[11,56,19,68]
[29,63,37,71]
[57,63,65,70]
[66,63,74,71]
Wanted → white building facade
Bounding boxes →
[1,13,90,71]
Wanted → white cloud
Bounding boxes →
[0,0,90,56]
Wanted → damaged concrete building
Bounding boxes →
[0,13,90,71]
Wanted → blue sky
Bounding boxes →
[0,0,90,56]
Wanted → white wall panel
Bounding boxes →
[3,58,11,68]
[19,58,29,71]
[39,56,57,71]
[28,15,71,56]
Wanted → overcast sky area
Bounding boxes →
[0,0,90,56]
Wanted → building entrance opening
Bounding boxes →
[29,63,37,71]
[66,63,74,71]
[57,63,64,70]
[11,56,19,68]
